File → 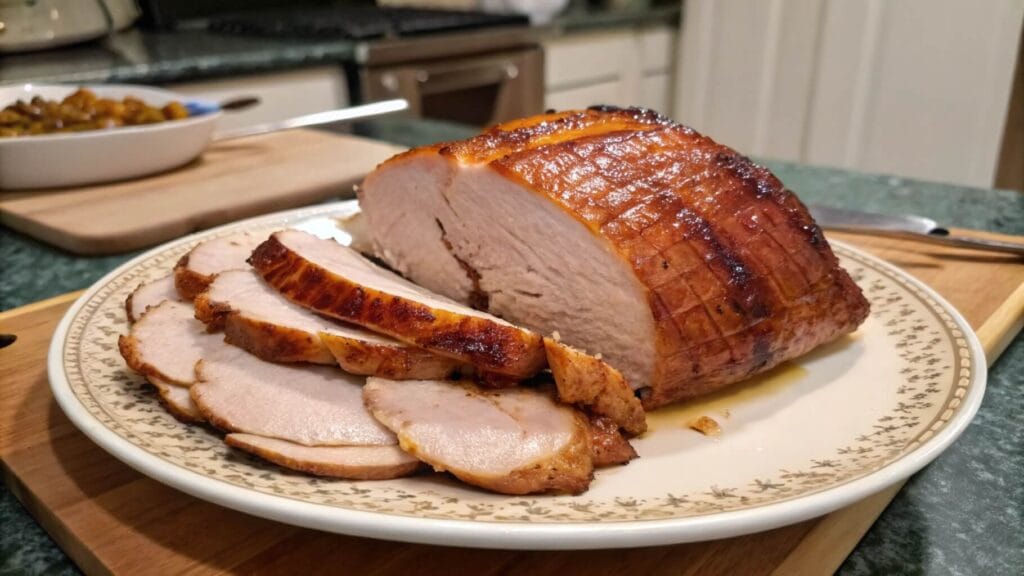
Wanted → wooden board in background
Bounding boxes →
[0,130,404,255]
[1,230,1022,575]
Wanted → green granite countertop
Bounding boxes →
[0,2,680,86]
[1,118,1022,575]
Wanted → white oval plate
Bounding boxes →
[48,201,986,550]
[0,84,220,190]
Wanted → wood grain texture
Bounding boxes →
[1,230,1022,575]
[0,130,404,255]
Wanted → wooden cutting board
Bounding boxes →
[2,230,1023,575]
[0,130,404,255]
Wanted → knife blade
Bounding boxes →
[212,99,409,142]
[808,205,1024,257]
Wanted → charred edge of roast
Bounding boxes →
[173,253,212,301]
[543,337,647,436]
[588,414,638,467]
[193,290,335,364]
[193,292,232,330]
[225,316,335,364]
[584,104,675,126]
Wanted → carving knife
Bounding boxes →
[808,205,1024,257]
[212,99,409,141]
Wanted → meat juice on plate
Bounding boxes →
[645,331,863,435]
[645,361,809,434]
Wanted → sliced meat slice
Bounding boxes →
[225,434,421,480]
[194,269,461,378]
[588,415,638,467]
[193,344,395,447]
[544,337,647,436]
[125,275,181,323]
[318,331,463,379]
[250,230,546,378]
[175,232,267,300]
[118,300,227,385]
[363,378,593,495]
[149,376,205,423]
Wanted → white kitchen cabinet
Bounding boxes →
[168,66,350,131]
[638,73,672,112]
[545,80,623,111]
[674,0,1024,188]
[543,25,678,113]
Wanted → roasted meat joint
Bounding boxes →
[119,107,869,495]
[357,107,870,406]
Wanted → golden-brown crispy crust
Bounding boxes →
[223,315,335,364]
[249,233,547,378]
[173,253,212,301]
[544,337,647,436]
[224,435,422,480]
[442,106,869,408]
[193,280,463,376]
[588,415,638,467]
[193,292,335,364]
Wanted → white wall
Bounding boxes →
[674,0,1024,187]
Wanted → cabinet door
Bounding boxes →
[546,80,623,110]
[638,73,672,112]
[544,30,634,93]
[169,66,349,131]
[674,0,1024,187]
[543,26,677,112]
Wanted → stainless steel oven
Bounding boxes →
[136,1,545,127]
[361,47,543,127]
[356,27,545,127]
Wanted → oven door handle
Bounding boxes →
[415,62,519,95]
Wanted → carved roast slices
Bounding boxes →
[225,434,421,480]
[363,378,594,494]
[119,296,416,479]
[119,300,226,386]
[175,232,266,300]
[194,269,461,378]
[126,274,181,323]
[193,344,396,447]
[149,376,205,422]
[250,230,546,378]
[544,337,647,436]
[118,300,231,423]
[358,107,870,407]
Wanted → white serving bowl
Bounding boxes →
[0,84,221,190]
